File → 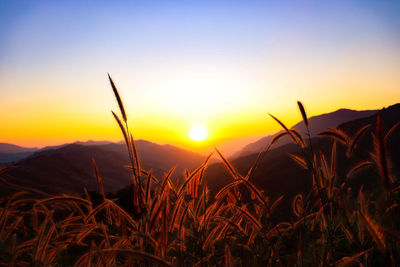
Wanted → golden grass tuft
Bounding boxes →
[297,101,308,127]
[108,73,127,122]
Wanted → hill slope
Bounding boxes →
[205,104,399,219]
[0,141,117,164]
[0,143,38,163]
[236,108,377,157]
[2,140,205,195]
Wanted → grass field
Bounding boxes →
[1,76,399,266]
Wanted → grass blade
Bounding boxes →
[108,73,127,122]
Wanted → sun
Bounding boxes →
[189,125,208,141]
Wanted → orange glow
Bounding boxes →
[1,1,400,156]
[1,38,400,153]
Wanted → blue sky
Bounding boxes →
[2,1,399,72]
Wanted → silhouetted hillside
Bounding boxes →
[2,140,205,195]
[205,104,399,220]
[0,141,115,164]
[236,108,377,157]
[0,143,38,163]
[0,143,38,153]
[0,151,36,164]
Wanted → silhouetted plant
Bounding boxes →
[0,78,399,266]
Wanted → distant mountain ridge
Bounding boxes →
[0,143,38,164]
[35,140,117,153]
[0,143,38,153]
[0,140,117,163]
[2,140,205,195]
[235,108,377,157]
[2,103,399,209]
[0,108,378,164]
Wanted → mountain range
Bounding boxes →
[1,140,205,195]
[235,108,377,157]
[2,104,399,204]
[0,140,114,163]
[205,103,400,219]
[0,108,378,164]
[0,143,38,163]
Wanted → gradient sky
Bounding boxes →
[1,0,400,153]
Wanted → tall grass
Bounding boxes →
[0,76,399,266]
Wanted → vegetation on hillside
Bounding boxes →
[0,76,399,266]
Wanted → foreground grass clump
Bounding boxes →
[0,76,400,266]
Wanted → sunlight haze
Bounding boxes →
[1,0,399,154]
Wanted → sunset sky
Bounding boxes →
[1,1,400,153]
